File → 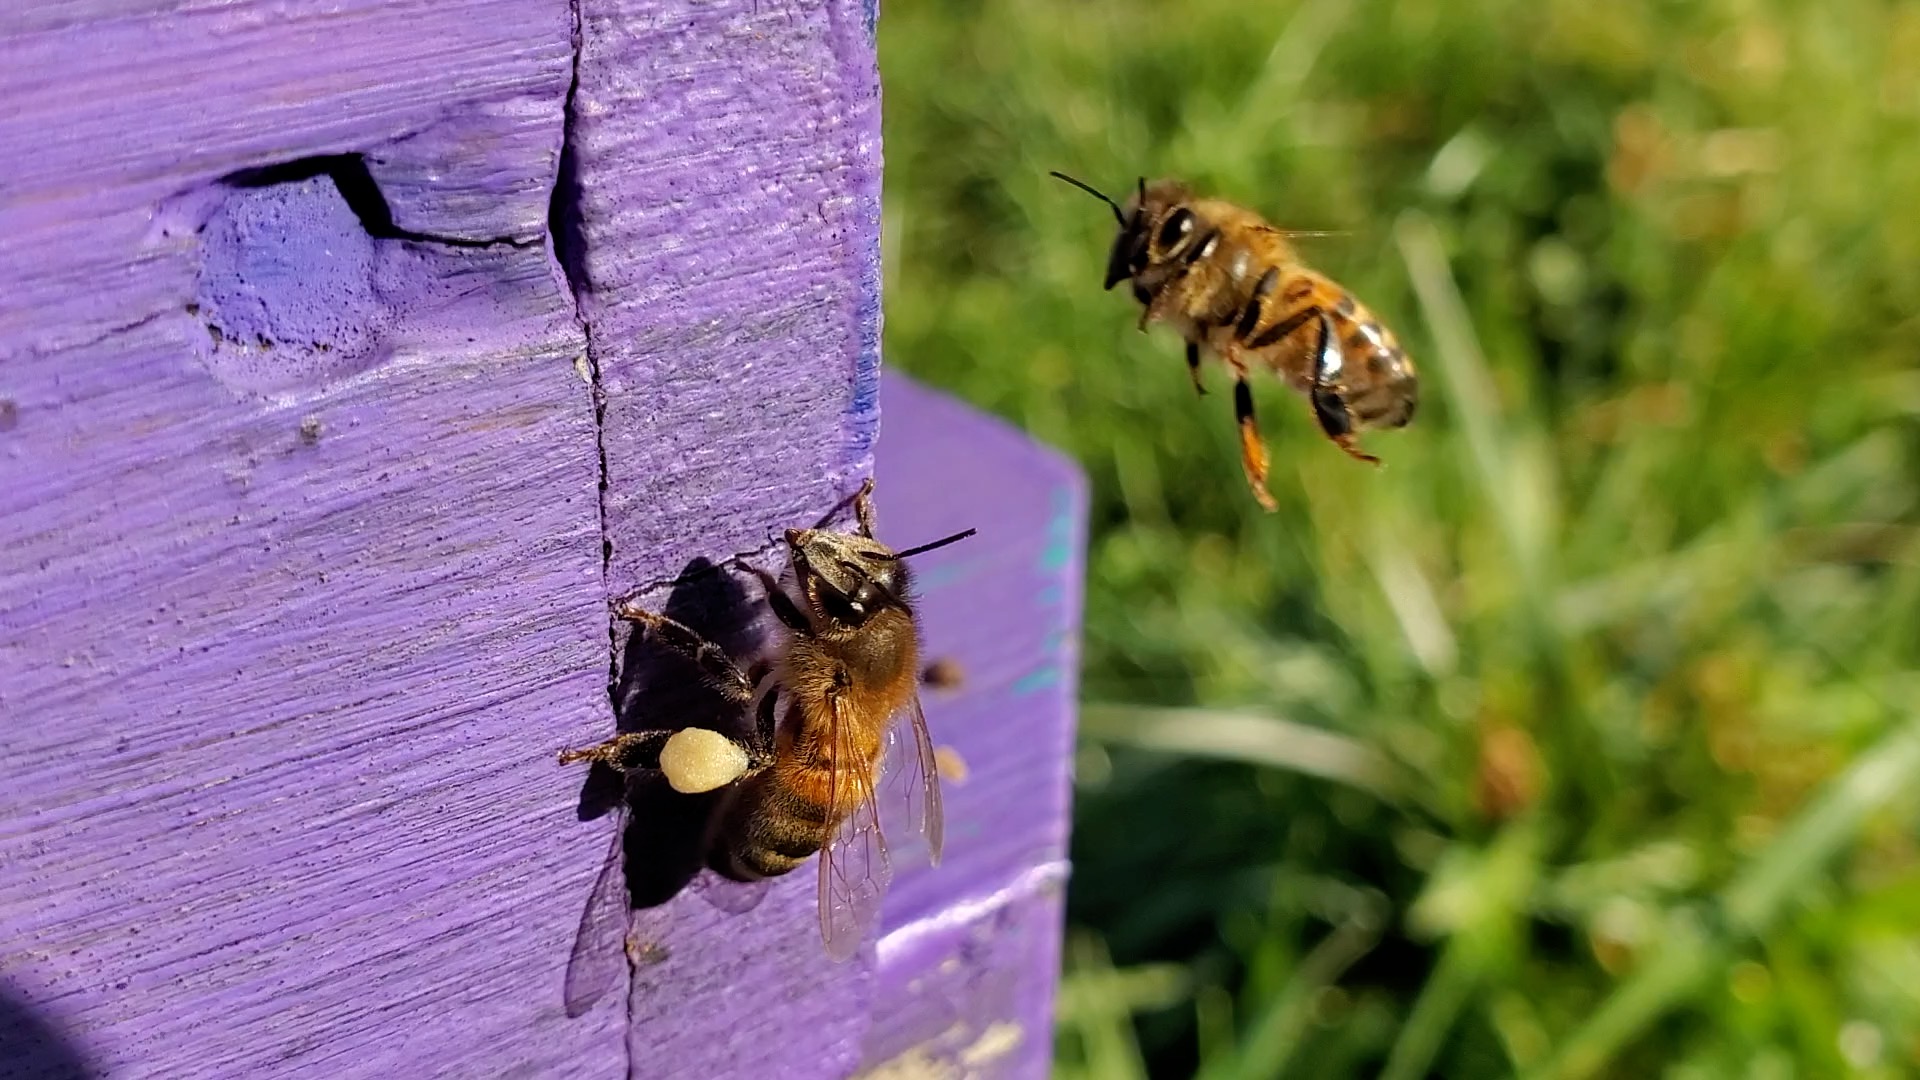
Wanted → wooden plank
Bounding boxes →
[548,1,893,1075]
[567,0,886,589]
[0,0,1080,1076]
[860,376,1086,1079]
[0,1,611,1076]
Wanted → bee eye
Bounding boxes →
[1156,209,1194,251]
[821,583,879,627]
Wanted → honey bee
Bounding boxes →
[559,480,975,1012]
[1051,172,1418,511]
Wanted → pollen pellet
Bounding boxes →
[659,728,751,794]
[560,479,972,967]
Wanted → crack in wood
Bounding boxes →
[547,0,622,718]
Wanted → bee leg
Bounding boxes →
[558,730,671,772]
[1308,312,1381,466]
[610,601,754,706]
[1313,394,1381,466]
[748,682,780,765]
[1184,341,1206,396]
[1233,375,1279,513]
[851,480,878,539]
[1137,289,1171,333]
[737,562,810,632]
[1135,269,1188,333]
[810,476,876,533]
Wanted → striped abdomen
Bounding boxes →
[713,760,840,881]
[1221,264,1418,431]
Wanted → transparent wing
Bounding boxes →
[564,804,679,1017]
[693,869,771,915]
[817,693,892,962]
[880,692,945,868]
[1250,222,1351,239]
[563,808,632,1018]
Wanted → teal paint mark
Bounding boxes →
[915,557,981,594]
[1036,486,1077,573]
[1012,664,1063,696]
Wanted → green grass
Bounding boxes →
[878,0,1920,1075]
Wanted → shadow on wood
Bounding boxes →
[0,981,94,1080]
[561,556,777,1017]
[568,549,787,910]
[572,557,771,907]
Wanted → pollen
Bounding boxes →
[660,728,751,794]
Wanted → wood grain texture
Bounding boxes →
[565,0,885,590]
[1,1,609,1076]
[0,0,1079,1077]
[549,1,894,1075]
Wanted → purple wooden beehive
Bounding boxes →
[0,2,1084,1077]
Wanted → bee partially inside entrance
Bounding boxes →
[557,480,977,1012]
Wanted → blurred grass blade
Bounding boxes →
[1236,0,1349,122]
[1080,703,1403,801]
[1195,899,1385,1080]
[1385,821,1545,1080]
[1722,712,1920,933]
[1368,530,1458,676]
[1394,211,1551,595]
[1378,940,1478,1080]
[1054,933,1173,1080]
[1529,911,1721,1080]
[1055,959,1191,1030]
[1533,711,1920,1080]
[1169,0,1351,163]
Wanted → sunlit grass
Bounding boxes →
[880,0,1920,1074]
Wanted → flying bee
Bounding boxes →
[1051,172,1418,511]
[558,479,975,1012]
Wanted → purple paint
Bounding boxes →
[863,378,1086,1078]
[196,177,385,384]
[569,0,888,592]
[0,1,1080,1077]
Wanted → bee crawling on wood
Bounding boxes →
[1051,171,1418,511]
[558,479,975,1012]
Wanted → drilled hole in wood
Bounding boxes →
[223,154,403,241]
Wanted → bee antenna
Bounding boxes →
[1048,171,1126,226]
[892,528,977,560]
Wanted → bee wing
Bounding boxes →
[817,694,892,962]
[693,869,771,915]
[564,805,679,1017]
[1249,222,1351,240]
[880,692,945,868]
[563,808,632,1018]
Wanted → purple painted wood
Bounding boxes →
[861,378,1084,1078]
[0,1,1082,1078]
